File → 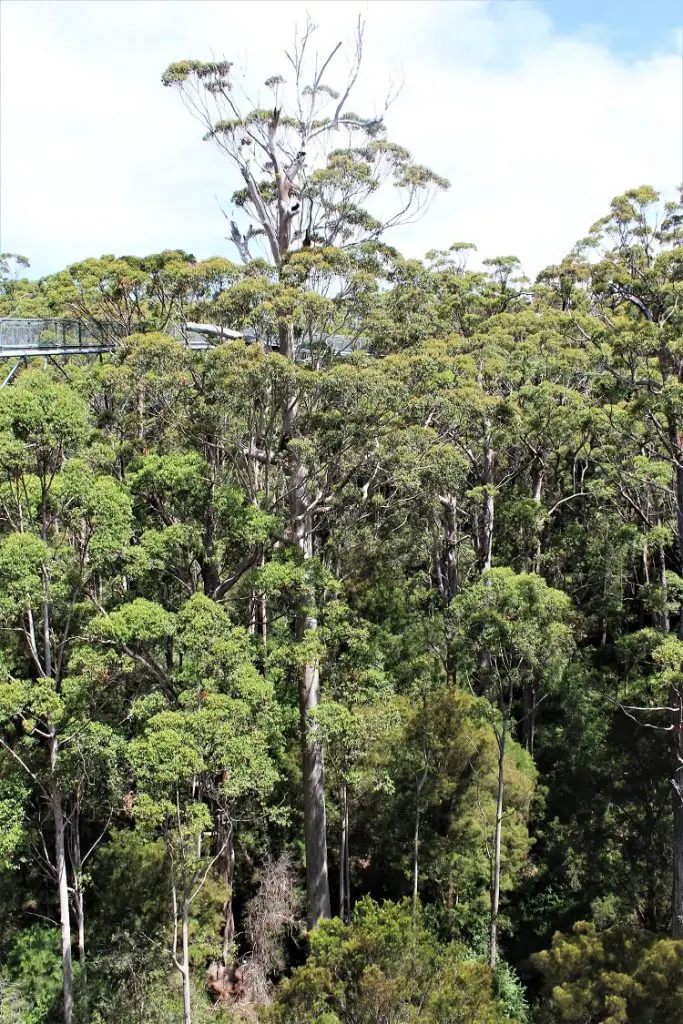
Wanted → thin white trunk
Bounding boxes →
[531,464,544,574]
[344,793,351,923]
[221,821,235,965]
[299,637,330,927]
[412,765,428,918]
[68,804,87,981]
[672,463,683,933]
[673,685,683,938]
[490,709,507,967]
[283,321,330,928]
[181,896,192,1024]
[482,426,495,572]
[339,782,350,922]
[51,741,74,1024]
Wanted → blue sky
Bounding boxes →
[422,0,681,66]
[1,0,681,280]
[543,0,681,56]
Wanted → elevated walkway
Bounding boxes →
[0,318,242,357]
[0,318,244,385]
[0,317,366,385]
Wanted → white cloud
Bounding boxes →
[1,0,680,279]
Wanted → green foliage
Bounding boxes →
[451,568,574,685]
[0,777,29,870]
[533,921,683,1023]
[1,156,682,1024]
[1,926,63,1024]
[266,898,519,1023]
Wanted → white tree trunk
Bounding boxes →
[282,322,330,928]
[51,762,74,1024]
[221,820,235,965]
[181,896,192,1024]
[339,782,351,922]
[481,423,495,572]
[672,686,683,938]
[490,712,507,967]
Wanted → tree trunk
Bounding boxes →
[344,797,351,924]
[675,462,683,640]
[220,819,236,965]
[442,494,459,604]
[658,538,670,634]
[41,550,52,678]
[282,320,330,929]
[673,794,683,938]
[522,680,538,755]
[531,462,544,575]
[481,418,495,572]
[169,843,192,1023]
[339,782,351,922]
[339,782,346,921]
[46,552,75,1021]
[673,457,683,934]
[51,753,74,1024]
[490,708,507,967]
[181,895,192,1024]
[137,388,145,442]
[69,810,87,978]
[413,763,428,918]
[43,580,52,678]
[258,586,268,648]
[299,633,330,927]
[672,684,683,938]
[200,511,220,599]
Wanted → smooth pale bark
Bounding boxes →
[339,783,347,921]
[69,811,87,977]
[258,585,268,648]
[489,708,507,968]
[673,459,683,936]
[220,820,236,964]
[657,539,670,634]
[181,897,192,1024]
[676,461,683,643]
[282,321,330,928]
[339,782,351,922]
[171,865,192,1024]
[299,616,330,927]
[441,494,459,604]
[672,684,683,938]
[531,463,544,575]
[344,796,351,924]
[46,539,75,1024]
[412,761,429,918]
[481,425,495,572]
[51,738,74,1024]
[137,388,145,442]
[43,579,52,677]
[522,465,543,750]
[472,359,495,568]
[522,680,538,756]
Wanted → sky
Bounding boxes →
[1,0,681,281]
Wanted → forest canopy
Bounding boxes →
[1,18,682,1024]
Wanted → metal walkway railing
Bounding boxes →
[0,317,365,385]
[0,317,120,358]
[0,318,246,385]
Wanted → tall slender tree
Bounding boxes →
[162,17,448,926]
